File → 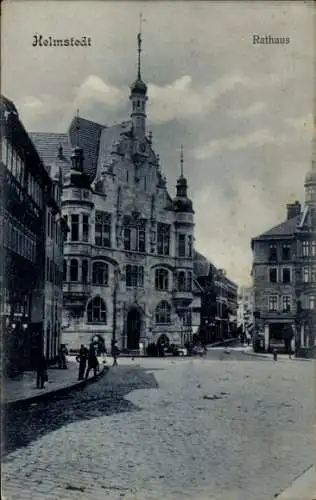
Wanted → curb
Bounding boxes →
[242,351,313,362]
[4,365,109,409]
[274,465,315,499]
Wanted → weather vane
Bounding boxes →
[180,144,184,177]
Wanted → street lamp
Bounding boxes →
[295,289,302,353]
[112,267,120,346]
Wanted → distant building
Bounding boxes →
[0,95,66,375]
[31,32,195,352]
[251,127,316,353]
[194,251,238,344]
[237,286,254,333]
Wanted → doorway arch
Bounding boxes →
[127,308,141,350]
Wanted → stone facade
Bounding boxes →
[251,125,316,353]
[31,33,195,351]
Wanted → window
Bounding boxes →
[303,267,310,283]
[123,220,146,252]
[282,296,291,312]
[312,241,316,257]
[92,261,108,286]
[178,234,186,257]
[63,260,67,283]
[269,268,277,283]
[309,295,315,310]
[178,271,186,291]
[282,268,291,284]
[282,244,291,260]
[177,270,192,292]
[95,211,112,247]
[82,215,89,242]
[70,259,78,281]
[302,241,309,257]
[155,268,169,291]
[155,301,171,324]
[268,295,278,312]
[126,265,144,287]
[71,214,79,241]
[188,235,193,258]
[82,260,88,284]
[87,297,107,323]
[157,223,170,256]
[63,215,68,241]
[269,244,277,260]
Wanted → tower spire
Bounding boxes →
[76,108,80,146]
[180,144,184,177]
[137,13,143,80]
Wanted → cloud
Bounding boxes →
[194,128,281,160]
[75,75,124,108]
[227,101,266,119]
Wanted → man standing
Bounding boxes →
[111,341,120,367]
[76,344,88,380]
[85,343,99,378]
[34,349,47,389]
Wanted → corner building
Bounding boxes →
[32,33,195,351]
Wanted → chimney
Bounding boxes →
[286,201,301,220]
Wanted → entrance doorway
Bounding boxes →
[127,308,141,350]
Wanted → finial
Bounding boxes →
[156,153,160,166]
[148,130,152,144]
[180,144,184,177]
[137,13,143,80]
[76,108,80,146]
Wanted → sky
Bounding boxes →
[1,0,314,286]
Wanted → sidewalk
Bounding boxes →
[3,356,109,406]
[242,347,313,362]
[275,465,316,499]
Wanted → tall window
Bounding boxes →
[70,259,78,281]
[82,215,89,242]
[302,241,309,257]
[282,296,291,312]
[155,301,171,324]
[268,295,278,312]
[178,271,186,291]
[92,262,109,286]
[87,297,107,323]
[177,270,192,291]
[178,234,186,257]
[126,265,144,287]
[282,244,291,260]
[312,241,316,257]
[123,220,146,252]
[157,223,170,256]
[155,268,169,291]
[82,260,88,284]
[63,215,68,241]
[269,244,277,260]
[269,268,277,283]
[188,235,193,258]
[282,268,291,284]
[309,295,315,310]
[71,214,79,241]
[95,211,112,247]
[303,267,310,283]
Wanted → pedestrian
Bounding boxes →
[111,341,120,367]
[85,343,99,378]
[76,344,89,380]
[273,348,278,361]
[59,344,68,369]
[34,349,47,389]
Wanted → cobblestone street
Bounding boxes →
[3,352,314,500]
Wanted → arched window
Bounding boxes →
[63,259,67,282]
[92,261,109,286]
[82,260,89,284]
[70,259,78,281]
[155,268,169,291]
[178,271,186,291]
[87,297,107,323]
[137,100,140,108]
[155,301,171,324]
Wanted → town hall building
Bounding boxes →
[31,32,195,351]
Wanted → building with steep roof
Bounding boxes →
[31,32,195,352]
[251,121,316,353]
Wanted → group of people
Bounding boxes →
[76,340,121,380]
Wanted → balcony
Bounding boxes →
[172,288,193,308]
[63,282,91,298]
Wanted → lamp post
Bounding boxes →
[112,267,120,346]
[295,289,302,354]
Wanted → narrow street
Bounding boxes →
[3,350,314,500]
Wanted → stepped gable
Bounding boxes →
[95,122,131,179]
[68,116,103,182]
[253,214,299,240]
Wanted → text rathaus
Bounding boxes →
[31,32,195,352]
